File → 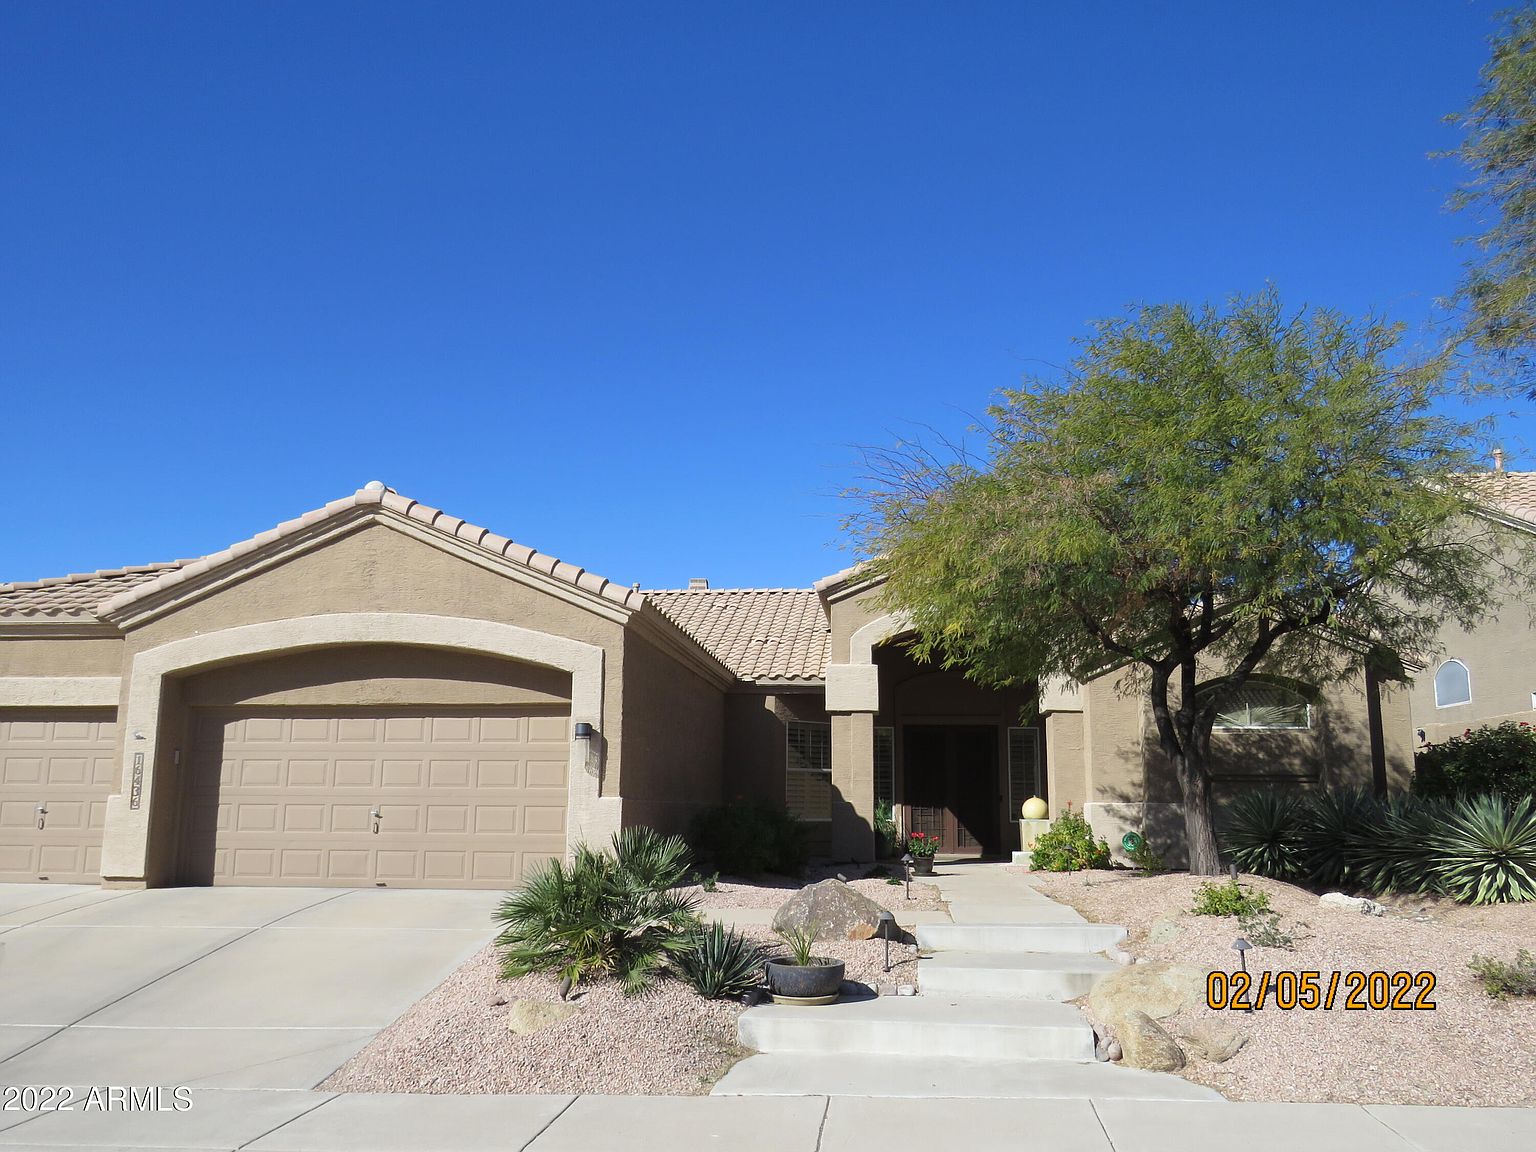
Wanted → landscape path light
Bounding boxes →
[1232,937,1253,1013]
[900,853,914,901]
[877,910,897,973]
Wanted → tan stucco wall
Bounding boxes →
[0,636,124,678]
[118,523,629,790]
[1408,566,1536,744]
[180,644,571,708]
[613,627,725,837]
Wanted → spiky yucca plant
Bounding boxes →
[1432,794,1536,905]
[671,922,767,999]
[1220,789,1308,879]
[1300,789,1380,889]
[1350,794,1444,896]
[493,828,700,995]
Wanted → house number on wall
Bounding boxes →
[129,753,144,810]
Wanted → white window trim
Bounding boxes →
[1433,659,1472,709]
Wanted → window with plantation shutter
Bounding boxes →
[786,721,832,821]
[1008,727,1041,813]
[1210,683,1312,729]
[874,727,895,807]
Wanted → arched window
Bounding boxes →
[1433,659,1471,708]
[1210,682,1312,730]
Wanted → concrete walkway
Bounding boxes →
[0,1089,1532,1151]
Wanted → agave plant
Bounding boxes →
[493,828,701,995]
[1300,789,1381,889]
[1220,789,1308,879]
[671,921,767,999]
[1431,794,1536,905]
[1349,794,1444,896]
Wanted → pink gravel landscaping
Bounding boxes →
[1026,868,1536,1107]
[322,872,940,1096]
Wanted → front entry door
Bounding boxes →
[902,725,999,856]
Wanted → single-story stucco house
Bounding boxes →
[1,483,1409,889]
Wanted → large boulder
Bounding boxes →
[772,879,887,942]
[506,999,579,1037]
[1088,961,1209,1031]
[1119,1011,1186,1072]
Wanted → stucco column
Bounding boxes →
[830,711,876,862]
[1043,710,1085,814]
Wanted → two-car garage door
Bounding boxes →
[182,708,571,888]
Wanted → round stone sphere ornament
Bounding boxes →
[1020,796,1048,820]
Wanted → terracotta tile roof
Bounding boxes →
[1469,470,1536,525]
[0,561,193,618]
[644,588,830,682]
[94,484,650,619]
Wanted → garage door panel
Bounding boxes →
[0,709,118,883]
[185,708,569,889]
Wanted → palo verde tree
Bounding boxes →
[849,289,1508,874]
[1443,6,1536,397]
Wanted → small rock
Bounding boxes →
[1181,1020,1248,1064]
[506,998,579,1036]
[1319,892,1386,916]
[877,983,898,997]
[489,995,508,1007]
[897,984,916,996]
[772,879,888,941]
[1106,1040,1123,1062]
[1134,957,1149,965]
[1119,1010,1186,1072]
[1094,1044,1110,1062]
[1110,949,1134,966]
[847,923,877,941]
[1149,915,1183,944]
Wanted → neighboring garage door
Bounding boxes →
[182,708,570,888]
[0,709,117,883]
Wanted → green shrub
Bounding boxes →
[1468,950,1536,1000]
[874,801,899,858]
[493,828,700,995]
[1029,807,1111,871]
[688,802,809,877]
[1415,722,1536,802]
[1191,878,1272,918]
[671,922,767,999]
[1220,789,1308,880]
[1431,793,1536,905]
[1125,838,1167,874]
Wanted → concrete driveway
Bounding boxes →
[0,883,500,1090]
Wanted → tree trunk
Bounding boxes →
[1175,744,1223,875]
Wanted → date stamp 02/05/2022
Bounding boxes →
[2,1086,193,1113]
[1207,970,1439,1012]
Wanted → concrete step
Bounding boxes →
[736,995,1094,1061]
[915,922,1126,955]
[919,951,1119,1000]
[712,1052,1223,1101]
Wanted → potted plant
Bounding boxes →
[906,831,939,874]
[764,923,846,1005]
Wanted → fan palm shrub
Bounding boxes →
[1431,794,1536,905]
[493,828,701,995]
[671,922,768,999]
[1220,789,1308,879]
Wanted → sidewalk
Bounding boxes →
[0,1088,1532,1151]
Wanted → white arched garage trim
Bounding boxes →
[99,612,619,884]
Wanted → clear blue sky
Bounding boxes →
[2,1,1529,589]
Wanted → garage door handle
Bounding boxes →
[370,808,382,834]
[35,803,48,830]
